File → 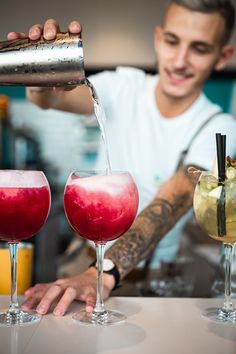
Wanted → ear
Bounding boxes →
[214,45,234,71]
[154,26,163,53]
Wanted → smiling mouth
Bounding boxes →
[165,69,193,83]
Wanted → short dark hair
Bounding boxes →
[168,0,235,44]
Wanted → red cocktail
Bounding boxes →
[64,171,139,325]
[0,170,51,326]
[0,186,50,242]
[64,173,138,243]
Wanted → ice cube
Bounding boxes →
[208,185,222,199]
[226,167,236,180]
[200,174,218,191]
[225,179,236,200]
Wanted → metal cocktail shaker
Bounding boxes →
[0,32,85,87]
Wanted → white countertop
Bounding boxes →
[1,296,236,354]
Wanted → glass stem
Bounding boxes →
[94,243,106,314]
[8,242,20,315]
[223,243,233,312]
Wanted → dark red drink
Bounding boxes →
[0,186,50,242]
[64,172,139,243]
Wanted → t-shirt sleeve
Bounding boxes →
[185,113,236,170]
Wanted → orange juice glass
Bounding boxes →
[0,242,33,295]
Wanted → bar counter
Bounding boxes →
[0,296,236,354]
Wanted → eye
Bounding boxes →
[192,45,212,55]
[163,35,178,46]
[165,38,178,45]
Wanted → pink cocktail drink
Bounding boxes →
[0,170,51,326]
[0,186,50,242]
[64,171,138,326]
[64,172,139,243]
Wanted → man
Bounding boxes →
[7,0,236,315]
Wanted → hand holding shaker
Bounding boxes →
[0,32,85,87]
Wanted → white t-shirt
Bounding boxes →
[89,66,236,267]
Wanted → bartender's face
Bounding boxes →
[155,4,233,101]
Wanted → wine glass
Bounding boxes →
[0,170,51,326]
[64,170,139,325]
[193,170,236,322]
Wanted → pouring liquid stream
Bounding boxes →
[85,78,112,175]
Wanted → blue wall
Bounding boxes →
[203,79,234,113]
[0,87,25,99]
[0,77,235,113]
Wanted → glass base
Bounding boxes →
[0,309,41,326]
[202,307,236,323]
[72,309,126,326]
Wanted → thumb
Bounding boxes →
[85,293,96,313]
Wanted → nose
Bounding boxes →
[173,46,189,70]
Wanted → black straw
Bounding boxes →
[215,133,226,236]
[216,133,226,183]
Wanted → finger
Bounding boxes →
[7,32,26,41]
[36,285,62,315]
[54,278,67,286]
[24,290,49,304]
[51,85,76,93]
[27,87,53,95]
[53,287,77,316]
[85,293,96,313]
[21,297,39,311]
[24,287,35,297]
[28,24,43,40]
[63,85,77,91]
[43,19,60,40]
[24,283,48,297]
[68,21,82,34]
[52,87,65,93]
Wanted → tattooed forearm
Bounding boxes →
[106,165,200,278]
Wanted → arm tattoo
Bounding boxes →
[106,165,200,278]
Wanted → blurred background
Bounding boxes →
[0,0,236,296]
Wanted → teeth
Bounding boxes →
[166,69,191,81]
[170,73,186,80]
